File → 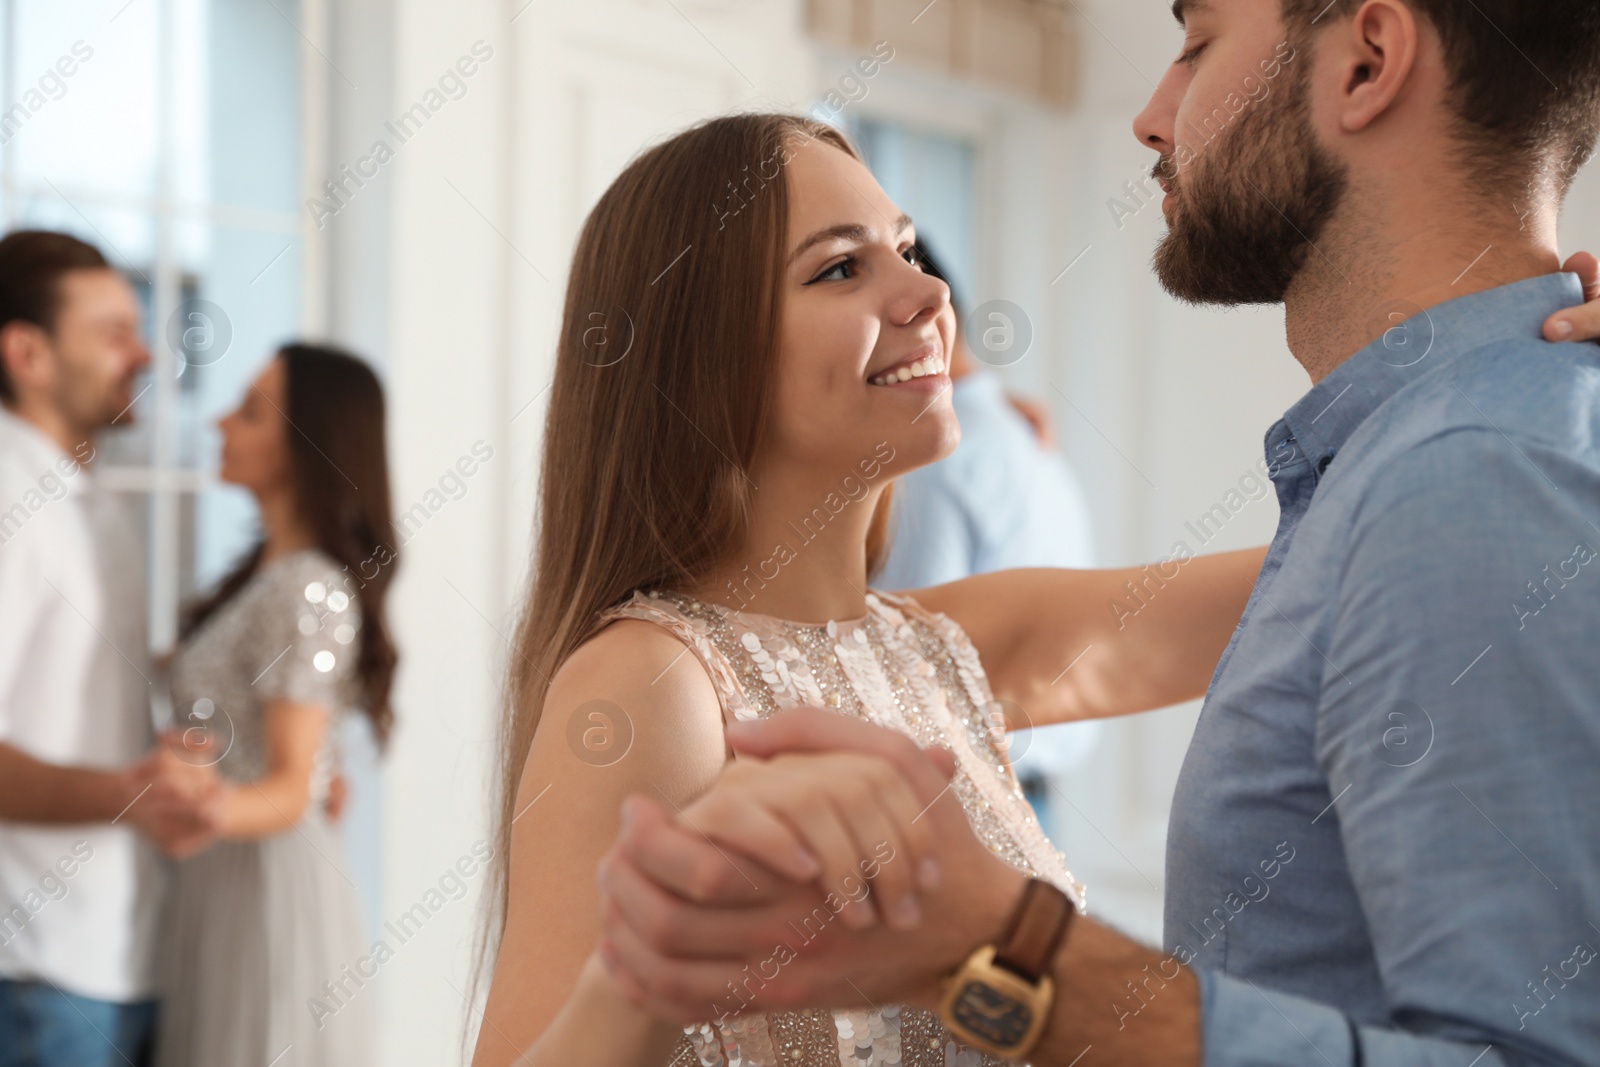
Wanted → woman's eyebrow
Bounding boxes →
[787,213,913,267]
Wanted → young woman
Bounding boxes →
[154,344,399,1067]
[470,112,1595,1066]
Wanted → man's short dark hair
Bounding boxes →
[1283,0,1600,194]
[0,230,111,404]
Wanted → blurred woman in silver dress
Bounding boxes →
[154,344,399,1067]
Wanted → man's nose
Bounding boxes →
[1132,67,1184,154]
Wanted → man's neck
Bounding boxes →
[1284,189,1563,384]
[2,398,95,463]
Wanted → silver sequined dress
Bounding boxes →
[600,588,1085,1067]
[155,549,373,1067]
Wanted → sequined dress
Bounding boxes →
[600,588,1084,1067]
[155,549,372,1067]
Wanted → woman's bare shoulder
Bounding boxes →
[488,623,729,1054]
[527,617,728,802]
[553,618,719,715]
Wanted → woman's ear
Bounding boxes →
[1335,0,1421,134]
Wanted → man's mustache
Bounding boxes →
[1154,155,1180,193]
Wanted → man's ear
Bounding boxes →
[0,320,49,399]
[1335,0,1421,134]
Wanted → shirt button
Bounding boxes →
[1317,454,1334,475]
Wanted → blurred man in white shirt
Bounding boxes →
[0,230,217,1067]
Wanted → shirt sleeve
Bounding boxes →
[252,558,363,712]
[1203,428,1600,1066]
[0,470,47,741]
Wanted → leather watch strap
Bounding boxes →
[991,878,1075,982]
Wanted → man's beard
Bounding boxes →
[56,353,135,432]
[1153,57,1349,306]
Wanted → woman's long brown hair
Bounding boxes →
[183,343,400,747]
[481,113,895,976]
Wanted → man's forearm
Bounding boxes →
[908,860,1202,1065]
[0,742,138,824]
[1027,916,1202,1066]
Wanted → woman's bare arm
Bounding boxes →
[472,619,730,1067]
[213,699,327,838]
[910,546,1267,729]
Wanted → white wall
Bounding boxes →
[377,1,512,1059]
[358,0,1600,1059]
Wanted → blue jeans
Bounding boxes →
[0,980,155,1067]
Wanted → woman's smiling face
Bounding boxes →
[765,139,959,483]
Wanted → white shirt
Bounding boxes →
[0,406,162,1002]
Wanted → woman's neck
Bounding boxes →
[684,470,882,625]
[255,487,317,564]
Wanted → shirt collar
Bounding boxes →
[0,404,96,489]
[1266,271,1586,479]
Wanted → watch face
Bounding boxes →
[951,980,1035,1048]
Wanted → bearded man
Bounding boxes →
[594,2,1600,1063]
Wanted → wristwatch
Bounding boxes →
[937,877,1075,1060]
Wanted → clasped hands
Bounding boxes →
[595,707,1029,1023]
[120,730,226,858]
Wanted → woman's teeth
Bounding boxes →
[869,354,945,386]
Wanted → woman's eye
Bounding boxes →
[809,257,855,284]
[903,247,922,270]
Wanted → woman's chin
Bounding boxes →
[877,417,961,479]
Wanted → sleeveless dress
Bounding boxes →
[600,588,1085,1067]
[155,549,373,1067]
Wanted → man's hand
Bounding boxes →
[1544,251,1600,341]
[1005,392,1058,447]
[596,709,1025,1021]
[120,736,225,858]
[325,772,349,823]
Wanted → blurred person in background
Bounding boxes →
[0,229,223,1067]
[152,343,398,1067]
[878,238,1101,837]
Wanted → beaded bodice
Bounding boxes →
[601,588,1083,1067]
[169,549,359,798]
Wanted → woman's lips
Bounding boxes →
[869,349,946,387]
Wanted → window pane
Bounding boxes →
[175,224,301,472]
[7,187,156,276]
[3,0,304,649]
[10,1,162,201]
[210,0,302,215]
[191,484,258,594]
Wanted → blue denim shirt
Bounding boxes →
[1163,273,1600,1066]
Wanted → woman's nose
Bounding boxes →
[890,261,949,327]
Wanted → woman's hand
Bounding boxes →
[595,709,1024,1020]
[671,743,947,932]
[1545,251,1600,341]
[124,737,225,858]
[608,713,960,940]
